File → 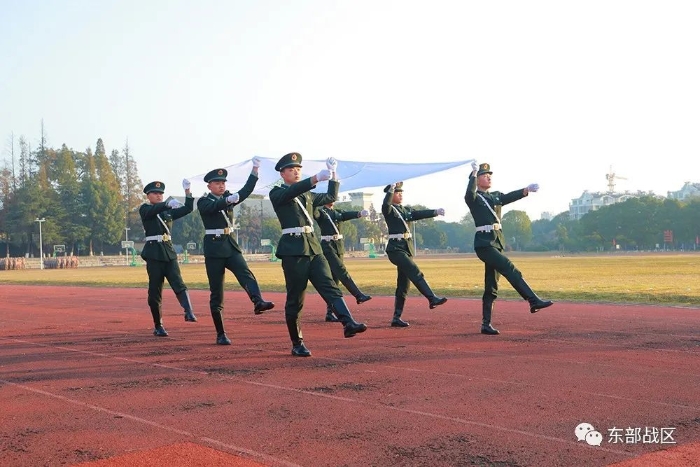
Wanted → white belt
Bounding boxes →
[388,233,412,240]
[321,234,343,241]
[475,223,502,233]
[205,228,231,235]
[145,234,171,242]
[282,226,314,235]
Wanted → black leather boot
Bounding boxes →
[480,300,499,335]
[175,290,197,322]
[149,302,168,335]
[330,298,367,338]
[211,310,230,345]
[512,278,553,313]
[325,303,339,322]
[342,277,372,305]
[153,323,169,337]
[286,314,310,356]
[390,297,409,327]
[244,283,275,315]
[414,277,447,309]
[291,341,311,357]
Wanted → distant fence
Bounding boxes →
[1,252,381,270]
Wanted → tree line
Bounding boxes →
[1,132,144,257]
[2,132,699,257]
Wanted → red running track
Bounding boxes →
[1,284,699,466]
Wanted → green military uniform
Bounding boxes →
[139,181,197,336]
[314,205,371,322]
[464,162,553,335]
[381,182,447,327]
[269,152,367,357]
[197,168,274,345]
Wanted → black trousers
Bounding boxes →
[475,246,523,301]
[204,252,259,314]
[386,250,424,299]
[281,254,342,320]
[323,249,352,285]
[146,258,187,309]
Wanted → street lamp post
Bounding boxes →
[412,221,417,253]
[35,218,46,270]
[124,227,131,266]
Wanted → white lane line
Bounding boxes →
[1,338,636,458]
[4,336,699,412]
[0,378,302,467]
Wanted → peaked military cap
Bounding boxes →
[143,181,165,194]
[477,163,493,176]
[383,181,404,193]
[275,152,303,171]
[204,168,228,183]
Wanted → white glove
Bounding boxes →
[316,169,332,182]
[471,161,478,171]
[436,208,445,216]
[167,199,182,209]
[252,156,262,168]
[527,183,539,193]
[389,183,397,191]
[182,178,191,190]
[226,193,240,204]
[359,209,369,218]
[326,157,338,171]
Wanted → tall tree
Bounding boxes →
[502,210,532,251]
[52,145,89,253]
[122,141,145,241]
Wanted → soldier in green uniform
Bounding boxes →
[314,202,372,322]
[382,182,447,327]
[269,152,367,357]
[197,157,274,345]
[464,162,553,335]
[139,179,197,337]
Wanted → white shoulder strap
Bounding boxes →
[476,193,501,223]
[391,205,411,232]
[220,210,233,228]
[156,214,171,236]
[323,209,340,235]
[294,196,314,226]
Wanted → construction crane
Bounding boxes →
[605,165,628,192]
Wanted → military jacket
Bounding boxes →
[464,174,526,250]
[314,206,361,256]
[381,188,437,256]
[139,195,194,261]
[270,178,339,258]
[197,173,258,258]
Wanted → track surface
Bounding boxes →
[1,284,699,466]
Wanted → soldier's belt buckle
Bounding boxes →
[162,234,171,241]
[223,228,231,234]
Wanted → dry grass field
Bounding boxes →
[2,252,699,306]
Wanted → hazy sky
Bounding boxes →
[2,0,699,222]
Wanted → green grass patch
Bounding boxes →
[2,253,699,307]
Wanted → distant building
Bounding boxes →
[568,190,653,221]
[341,192,374,210]
[667,182,700,201]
